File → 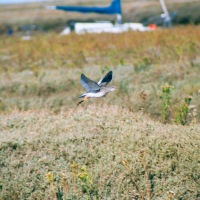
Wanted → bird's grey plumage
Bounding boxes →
[78,71,116,105]
[80,73,100,92]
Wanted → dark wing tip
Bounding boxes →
[98,70,113,86]
[105,71,113,81]
[108,71,113,76]
[80,73,87,82]
[81,73,85,78]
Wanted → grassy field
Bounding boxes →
[0,26,200,199]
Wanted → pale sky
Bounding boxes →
[0,0,48,4]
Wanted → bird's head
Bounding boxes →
[110,86,117,92]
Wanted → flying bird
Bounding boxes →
[78,71,116,105]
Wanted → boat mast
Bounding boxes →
[159,0,171,27]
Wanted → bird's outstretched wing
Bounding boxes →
[80,73,100,92]
[98,71,113,86]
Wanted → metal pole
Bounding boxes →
[159,0,171,27]
[116,14,122,24]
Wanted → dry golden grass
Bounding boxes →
[0,26,199,122]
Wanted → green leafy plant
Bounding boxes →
[174,96,192,125]
[69,164,98,199]
[160,84,174,123]
[77,166,96,199]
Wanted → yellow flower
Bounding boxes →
[45,172,53,182]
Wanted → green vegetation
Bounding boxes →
[160,84,174,124]
[0,27,200,199]
[174,96,192,125]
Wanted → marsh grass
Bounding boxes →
[0,27,200,199]
[0,106,200,199]
[0,27,200,123]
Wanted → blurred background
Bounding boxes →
[0,0,200,34]
[0,0,200,122]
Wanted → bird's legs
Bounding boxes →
[77,96,89,106]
